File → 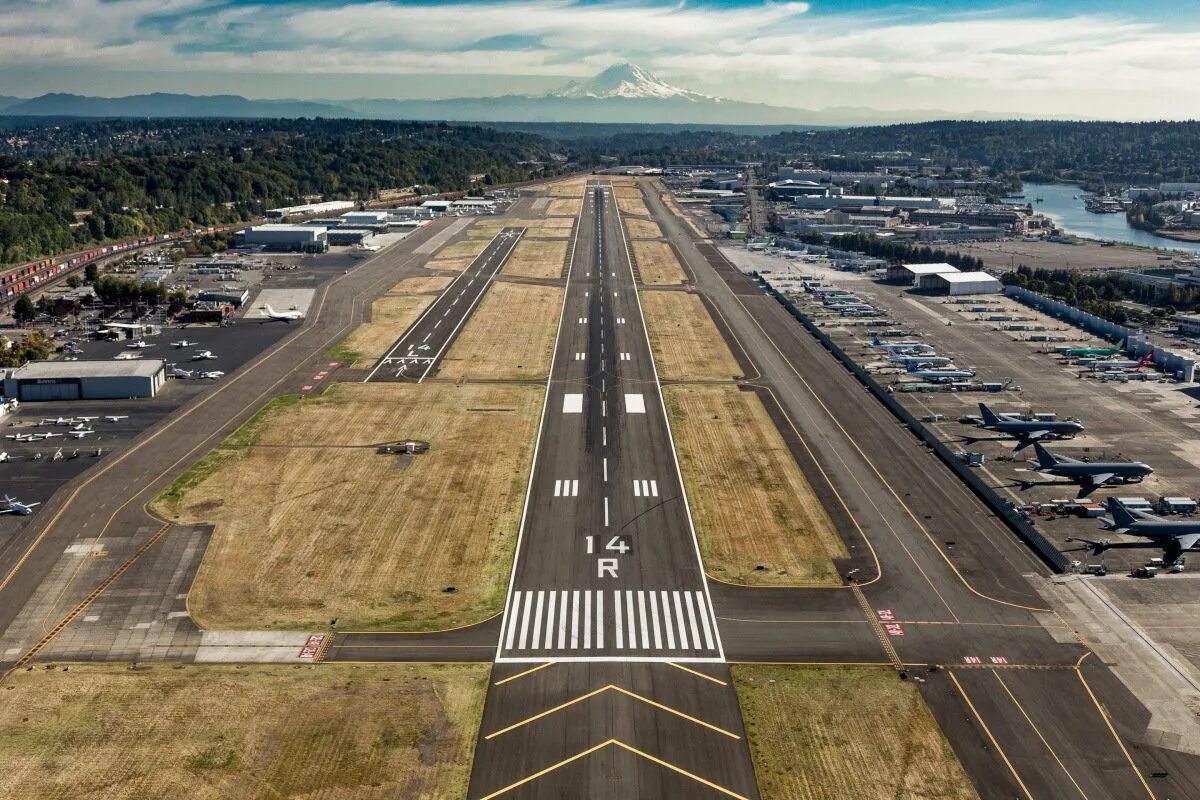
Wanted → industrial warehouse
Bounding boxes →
[3,359,166,400]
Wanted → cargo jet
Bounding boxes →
[967,403,1084,450]
[1024,443,1153,497]
[260,304,304,323]
[1069,502,1200,564]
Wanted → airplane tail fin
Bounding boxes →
[870,334,881,347]
[1032,443,1058,470]
[978,403,1002,426]
[1108,501,1138,529]
[262,304,275,315]
[1135,352,1153,371]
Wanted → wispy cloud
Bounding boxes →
[0,0,1198,117]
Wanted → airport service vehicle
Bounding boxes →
[259,304,304,323]
[191,350,217,361]
[0,495,40,515]
[871,335,933,353]
[1028,444,1153,496]
[1070,502,1200,563]
[968,403,1084,450]
[906,366,977,382]
[891,354,952,367]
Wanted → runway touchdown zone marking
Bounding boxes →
[624,393,646,414]
[562,394,583,413]
[633,479,659,497]
[553,479,579,497]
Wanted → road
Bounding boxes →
[365,227,524,382]
[465,184,760,799]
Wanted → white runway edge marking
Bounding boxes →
[500,590,719,656]
[563,393,583,414]
[633,479,659,498]
[493,183,587,664]
[624,393,646,414]
[554,479,579,497]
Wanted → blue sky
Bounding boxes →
[2,0,1198,118]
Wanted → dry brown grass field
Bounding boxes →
[548,178,589,196]
[471,218,574,239]
[160,382,543,630]
[503,239,568,279]
[436,238,490,259]
[633,240,687,285]
[440,282,563,380]
[734,665,979,800]
[546,197,582,216]
[613,185,642,198]
[387,275,453,295]
[330,295,434,368]
[663,384,845,585]
[624,217,664,239]
[616,195,651,217]
[0,663,488,800]
[641,292,740,381]
[424,256,476,272]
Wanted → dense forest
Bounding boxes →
[0,119,567,264]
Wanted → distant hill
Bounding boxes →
[0,65,1049,125]
[1,92,351,119]
[0,96,22,112]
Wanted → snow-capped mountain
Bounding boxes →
[550,63,711,102]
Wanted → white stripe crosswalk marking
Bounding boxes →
[650,480,658,496]
[573,480,579,496]
[684,592,702,651]
[584,590,592,649]
[570,590,581,649]
[673,592,689,649]
[544,591,557,652]
[505,591,522,651]
[554,479,579,497]
[633,481,640,497]
[557,591,569,650]
[500,589,718,656]
[649,591,663,649]
[696,591,716,650]
[661,591,676,649]
[613,591,623,649]
[625,590,638,650]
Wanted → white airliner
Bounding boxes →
[260,304,304,323]
[0,495,40,515]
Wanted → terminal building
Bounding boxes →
[3,360,166,401]
[240,225,328,253]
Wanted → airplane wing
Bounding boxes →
[1086,473,1116,486]
[0,509,13,514]
[1176,534,1200,552]
[1026,430,1052,440]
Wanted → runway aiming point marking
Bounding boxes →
[563,394,583,413]
[624,394,646,414]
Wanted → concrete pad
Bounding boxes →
[193,630,324,663]
[415,217,472,255]
[247,288,315,318]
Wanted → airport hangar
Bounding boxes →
[3,360,166,401]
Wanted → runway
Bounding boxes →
[465,184,760,799]
[365,226,524,382]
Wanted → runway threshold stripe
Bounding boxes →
[531,591,545,650]
[684,593,702,651]
[614,590,624,649]
[696,591,717,651]
[661,591,676,649]
[505,591,523,651]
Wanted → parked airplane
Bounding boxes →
[1026,443,1153,496]
[40,417,76,426]
[1085,353,1153,371]
[104,415,128,423]
[191,350,217,361]
[0,495,40,515]
[0,452,9,463]
[69,430,94,439]
[1069,502,1200,563]
[171,340,197,348]
[890,354,952,367]
[35,432,63,440]
[259,304,304,323]
[906,366,976,382]
[198,370,225,380]
[968,404,1084,450]
[127,339,153,349]
[169,367,194,379]
[114,352,143,360]
[871,335,933,353]
[1055,346,1120,358]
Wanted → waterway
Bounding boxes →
[1021,182,1200,255]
